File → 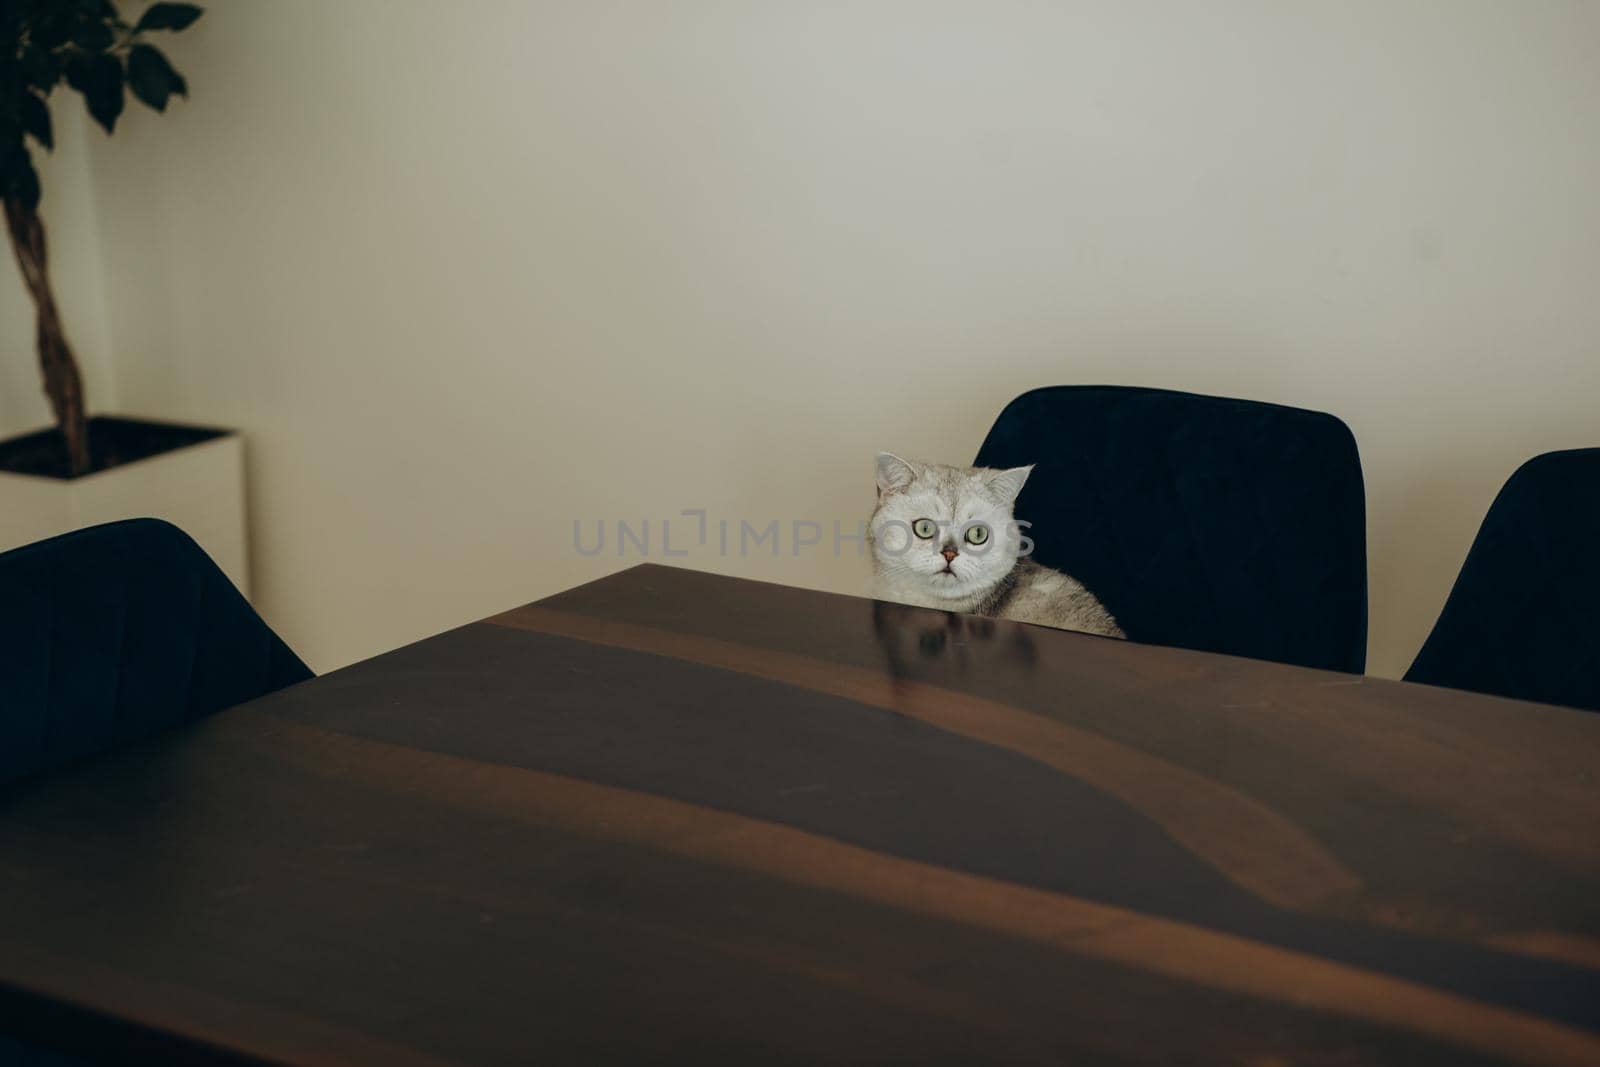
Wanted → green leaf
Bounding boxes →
[19,46,63,91]
[135,3,204,32]
[71,16,115,52]
[127,44,187,111]
[1,150,43,212]
[75,52,126,134]
[31,14,74,50]
[21,93,53,151]
[0,139,25,182]
[65,54,92,94]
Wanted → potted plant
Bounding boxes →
[1,2,248,589]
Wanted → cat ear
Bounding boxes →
[876,452,918,496]
[986,465,1033,504]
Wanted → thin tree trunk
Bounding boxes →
[4,194,91,477]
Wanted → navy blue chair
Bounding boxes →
[974,386,1367,672]
[0,1035,92,1067]
[0,518,312,787]
[1405,448,1600,712]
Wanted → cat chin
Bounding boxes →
[924,588,980,604]
[916,573,999,602]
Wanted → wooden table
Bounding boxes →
[2,564,1598,1065]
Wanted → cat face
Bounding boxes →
[870,452,1032,603]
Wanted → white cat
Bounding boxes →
[869,452,1124,638]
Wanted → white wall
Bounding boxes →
[47,0,1600,675]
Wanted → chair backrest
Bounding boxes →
[1405,448,1600,712]
[974,386,1367,672]
[0,518,313,786]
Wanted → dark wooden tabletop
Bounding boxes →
[2,564,1598,1066]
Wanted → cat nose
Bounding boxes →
[941,547,959,563]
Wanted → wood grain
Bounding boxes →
[262,714,1600,1067]
[1,563,1596,1065]
[491,603,1363,910]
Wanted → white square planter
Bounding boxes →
[0,423,249,596]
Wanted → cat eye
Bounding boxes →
[964,523,991,546]
[912,518,937,539]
